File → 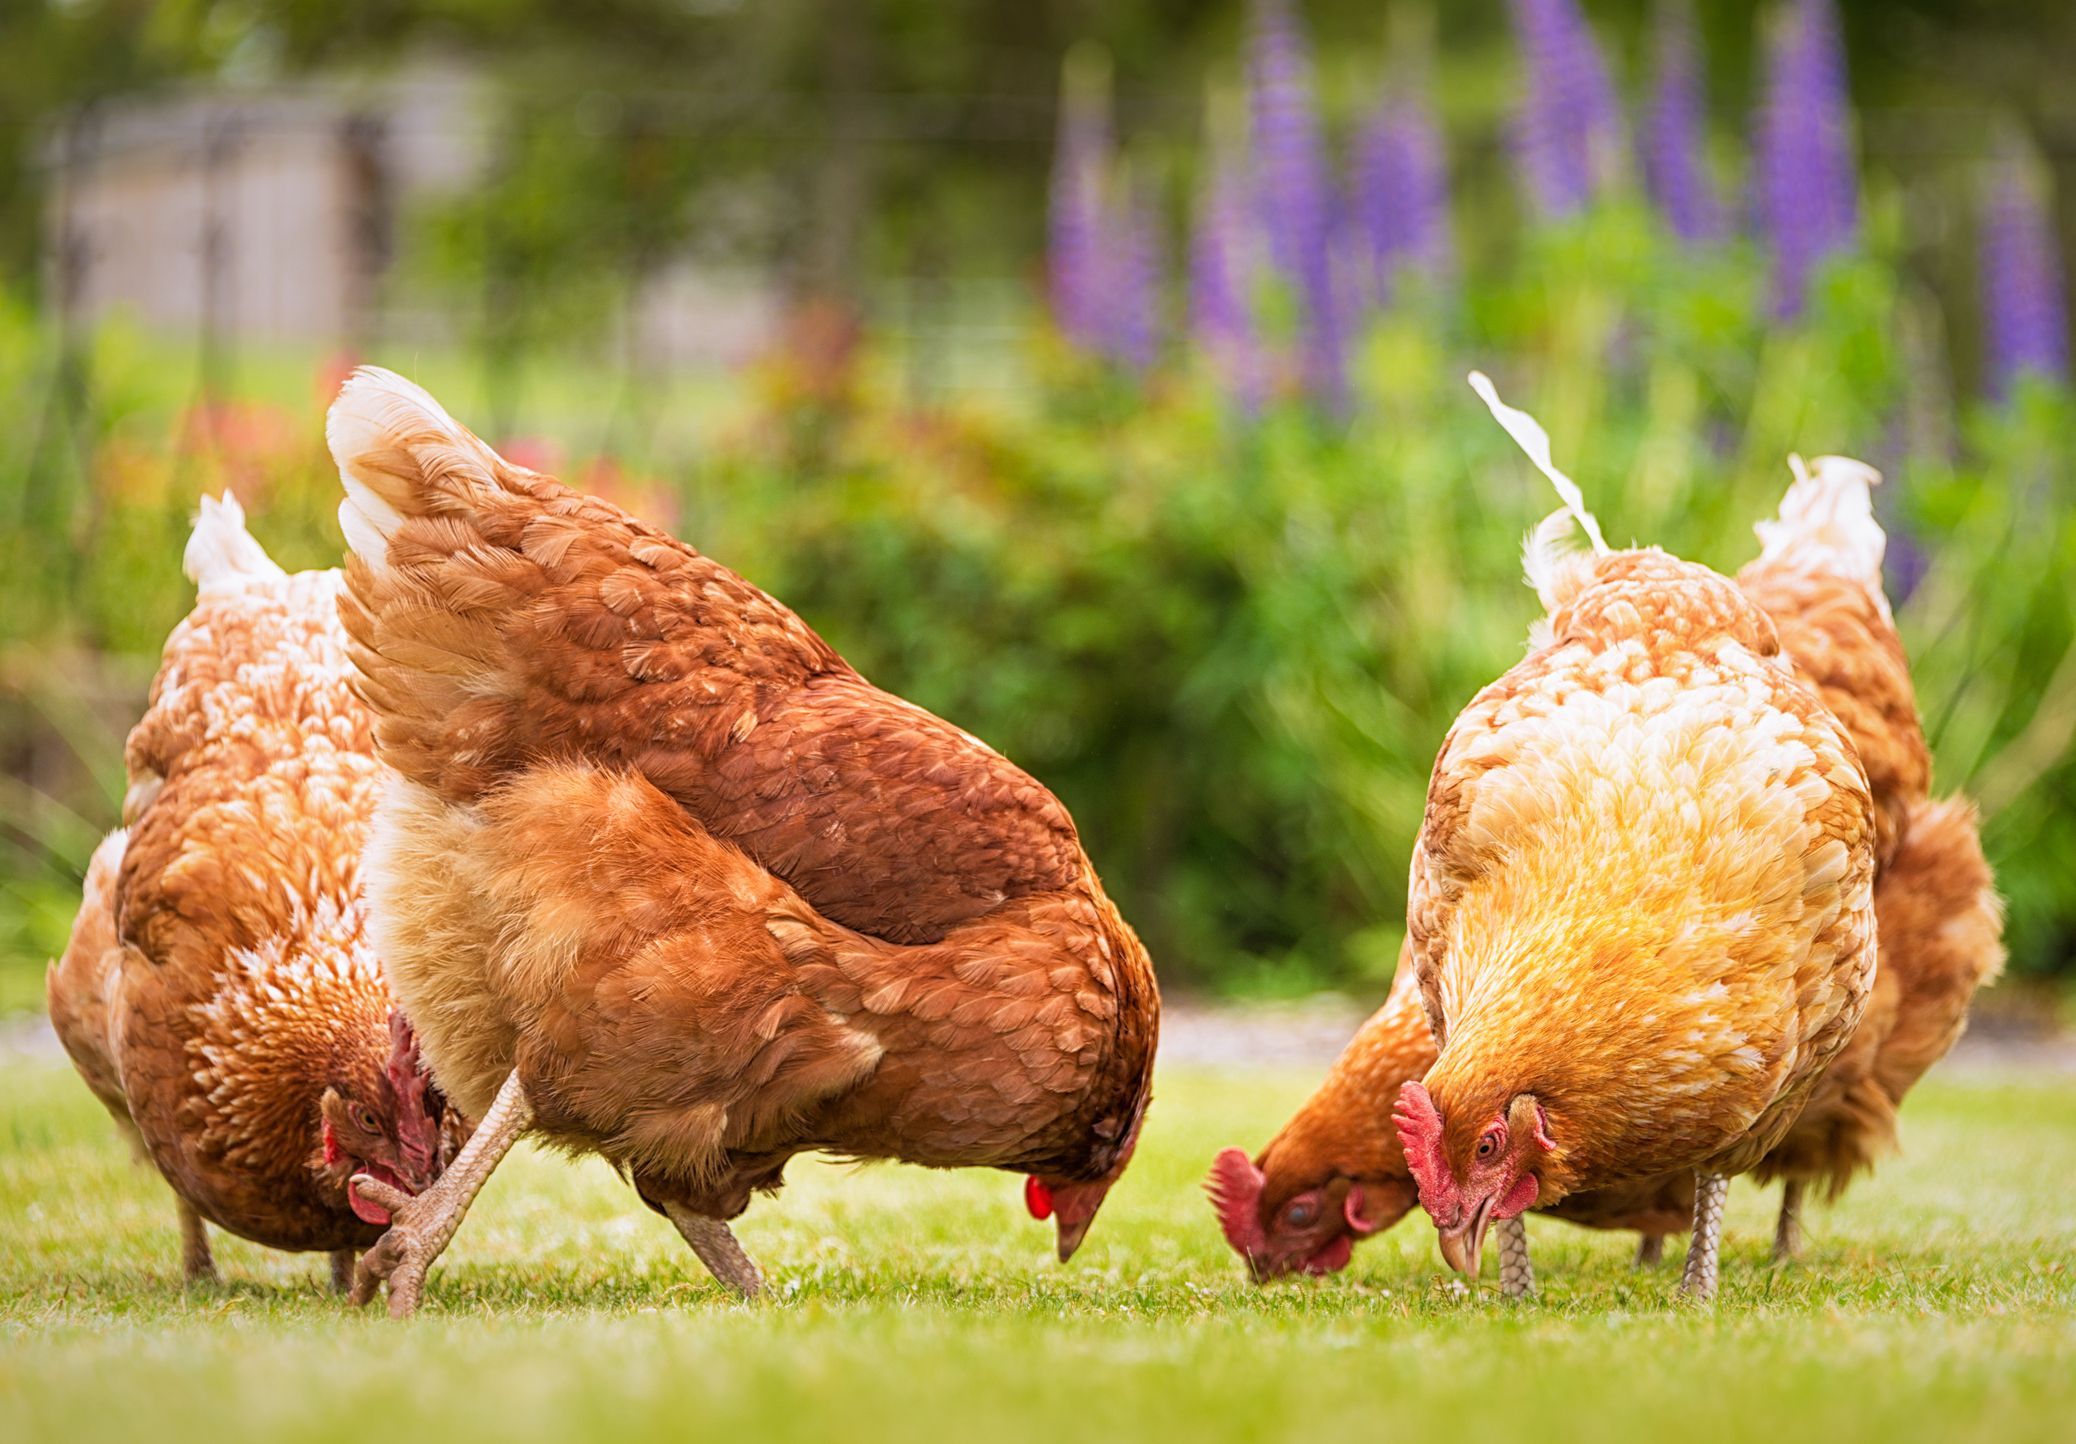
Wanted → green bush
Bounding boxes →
[1,204,2070,1007]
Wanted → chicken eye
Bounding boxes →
[1475,1129,1504,1162]
[353,1104,380,1134]
[1283,1198,1319,1228]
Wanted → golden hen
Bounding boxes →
[46,496,453,1288]
[1389,377,1878,1303]
[325,369,1160,1316]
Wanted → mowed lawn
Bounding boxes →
[2,1052,2072,1444]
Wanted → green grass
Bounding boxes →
[3,1054,2072,1444]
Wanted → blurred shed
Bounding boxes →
[37,61,781,365]
[41,62,484,347]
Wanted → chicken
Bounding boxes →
[325,368,1160,1316]
[1388,375,1878,1303]
[45,495,453,1288]
[1736,460,2005,1258]
[1206,950,1694,1282]
[1213,456,2003,1286]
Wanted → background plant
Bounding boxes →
[0,0,2070,1010]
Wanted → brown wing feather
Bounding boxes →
[46,830,135,1135]
[1869,797,2006,1098]
[335,382,1082,944]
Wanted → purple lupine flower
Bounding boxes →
[1507,0,1621,219]
[1048,65,1111,348]
[1098,182,1162,374]
[1191,146,1265,403]
[1247,0,1344,405]
[1351,82,1452,303]
[1884,528,1929,607]
[1982,154,2070,396]
[1642,0,1720,243]
[1755,0,1859,318]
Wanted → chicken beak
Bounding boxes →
[1041,1176,1115,1264]
[1437,1195,1493,1277]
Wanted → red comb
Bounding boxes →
[385,1011,446,1182]
[1204,1147,1269,1258]
[1024,1176,1054,1221]
[1391,1081,1451,1213]
[386,1013,426,1102]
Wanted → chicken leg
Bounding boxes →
[1634,1234,1665,1269]
[1773,1180,1804,1262]
[1497,1214,1535,1299]
[1679,1171,1729,1302]
[178,1198,217,1284]
[350,1068,534,1318]
[330,1248,356,1293]
[662,1202,764,1300]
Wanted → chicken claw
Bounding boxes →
[663,1202,764,1300]
[345,1173,431,1314]
[351,1068,534,1318]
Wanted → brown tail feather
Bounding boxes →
[1869,795,2006,1103]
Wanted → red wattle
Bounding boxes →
[1496,1171,1541,1219]
[1301,1233,1355,1275]
[1025,1176,1054,1221]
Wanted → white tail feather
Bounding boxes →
[1754,453,1888,613]
[327,366,475,574]
[1469,371,1609,556]
[325,366,468,474]
[183,493,285,596]
[1522,507,1599,619]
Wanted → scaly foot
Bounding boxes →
[179,1199,218,1284]
[350,1067,534,1318]
[1772,1180,1804,1263]
[663,1202,764,1301]
[346,1172,460,1317]
[1680,1171,1729,1303]
[1496,1213,1536,1300]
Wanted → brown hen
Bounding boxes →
[326,369,1159,1316]
[1738,458,2004,1258]
[46,496,452,1289]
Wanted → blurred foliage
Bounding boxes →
[5,0,2076,398]
[2,200,2070,1009]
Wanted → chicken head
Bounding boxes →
[1393,1081,1551,1278]
[315,1013,447,1225]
